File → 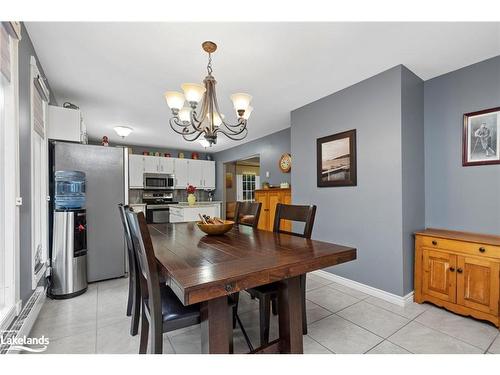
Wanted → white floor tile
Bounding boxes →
[364,296,429,319]
[367,340,410,354]
[306,285,359,313]
[389,321,483,354]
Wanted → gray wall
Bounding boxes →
[291,65,423,296]
[424,55,500,234]
[19,23,57,304]
[213,128,291,200]
[401,67,425,294]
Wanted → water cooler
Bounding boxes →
[49,170,88,298]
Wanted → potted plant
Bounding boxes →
[186,185,197,206]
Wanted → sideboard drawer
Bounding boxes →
[421,236,500,259]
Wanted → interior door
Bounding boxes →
[457,255,500,315]
[255,192,268,230]
[422,248,457,303]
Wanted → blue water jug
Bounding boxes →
[55,170,86,210]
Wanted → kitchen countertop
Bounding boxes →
[169,201,222,208]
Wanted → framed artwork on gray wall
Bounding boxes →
[463,107,500,166]
[317,129,357,187]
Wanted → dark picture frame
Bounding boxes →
[463,106,500,167]
[317,129,357,187]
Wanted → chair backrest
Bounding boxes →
[118,204,137,279]
[273,203,317,239]
[125,210,161,319]
[226,201,236,220]
[234,201,262,228]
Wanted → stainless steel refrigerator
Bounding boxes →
[49,141,128,282]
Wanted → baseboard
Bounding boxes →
[312,270,414,307]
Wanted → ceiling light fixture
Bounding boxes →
[198,139,210,148]
[113,126,133,138]
[164,41,252,147]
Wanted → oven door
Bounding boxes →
[146,206,170,224]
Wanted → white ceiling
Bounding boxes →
[25,22,500,152]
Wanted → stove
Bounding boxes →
[142,191,178,224]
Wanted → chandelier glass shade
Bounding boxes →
[164,41,252,146]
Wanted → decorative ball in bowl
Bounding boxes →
[197,220,234,235]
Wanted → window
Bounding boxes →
[242,173,256,201]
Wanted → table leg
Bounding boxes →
[278,276,304,354]
[200,296,233,354]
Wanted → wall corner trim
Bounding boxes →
[312,270,414,307]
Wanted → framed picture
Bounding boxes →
[317,129,357,187]
[463,107,500,166]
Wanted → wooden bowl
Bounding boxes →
[196,220,234,235]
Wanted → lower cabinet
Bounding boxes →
[415,229,500,327]
[169,205,221,223]
[254,188,291,232]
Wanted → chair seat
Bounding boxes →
[250,282,279,295]
[240,215,256,225]
[144,284,201,331]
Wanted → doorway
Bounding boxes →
[223,156,260,220]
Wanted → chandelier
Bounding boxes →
[164,41,252,147]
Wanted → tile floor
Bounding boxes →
[28,273,500,354]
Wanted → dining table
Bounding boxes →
[148,222,357,354]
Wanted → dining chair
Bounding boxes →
[248,203,317,346]
[125,210,252,353]
[117,204,140,336]
[125,210,201,354]
[234,201,262,228]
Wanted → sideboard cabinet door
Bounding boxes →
[456,256,500,315]
[422,249,457,303]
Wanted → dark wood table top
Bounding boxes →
[149,222,357,305]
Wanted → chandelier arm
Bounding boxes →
[215,126,248,140]
[170,118,198,135]
[218,119,247,135]
[182,130,205,142]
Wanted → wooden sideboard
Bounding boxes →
[414,228,500,327]
[254,188,291,232]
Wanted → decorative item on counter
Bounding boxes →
[262,181,270,189]
[191,152,199,160]
[280,182,290,189]
[186,184,196,206]
[154,152,160,157]
[149,152,154,156]
[164,153,171,157]
[142,151,149,156]
[178,152,185,159]
[206,154,213,161]
[101,136,109,147]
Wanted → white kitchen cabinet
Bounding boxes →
[159,157,174,174]
[188,159,204,187]
[202,160,216,189]
[174,158,189,188]
[48,105,86,143]
[143,155,160,173]
[129,155,145,188]
[169,204,220,223]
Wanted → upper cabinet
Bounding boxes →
[129,155,145,189]
[130,155,215,190]
[47,105,87,143]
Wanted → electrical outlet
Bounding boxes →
[15,197,23,206]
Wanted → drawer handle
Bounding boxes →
[479,247,486,253]
[432,240,438,246]
[449,267,455,272]
[457,268,463,274]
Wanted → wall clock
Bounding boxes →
[279,153,292,173]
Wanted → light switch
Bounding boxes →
[15,197,23,206]
[266,171,270,178]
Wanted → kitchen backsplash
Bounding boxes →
[129,189,212,204]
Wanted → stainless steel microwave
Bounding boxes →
[143,173,175,190]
